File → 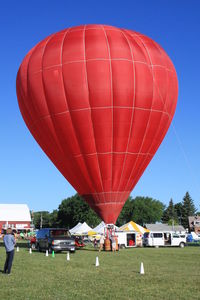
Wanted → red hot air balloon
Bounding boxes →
[16,25,178,224]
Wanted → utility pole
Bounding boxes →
[40,213,43,229]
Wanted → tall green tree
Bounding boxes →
[174,202,183,225]
[162,198,178,224]
[57,194,100,228]
[119,196,164,226]
[116,197,133,226]
[33,211,51,229]
[49,210,59,227]
[181,192,196,229]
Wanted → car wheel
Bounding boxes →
[179,242,185,248]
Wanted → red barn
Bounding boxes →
[0,204,31,232]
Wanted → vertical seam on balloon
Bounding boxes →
[17,72,34,133]
[116,30,136,202]
[83,25,105,204]
[131,41,173,182]
[25,45,43,129]
[122,33,155,193]
[126,33,172,192]
[41,35,66,156]
[26,36,82,190]
[126,31,174,120]
[40,33,88,193]
[18,41,55,134]
[17,66,34,129]
[152,41,175,119]
[129,39,173,190]
[60,28,95,194]
[118,32,150,192]
[101,25,114,200]
[148,41,172,146]
[60,28,95,193]
[40,35,75,170]
[26,42,53,143]
[17,43,40,128]
[122,30,154,192]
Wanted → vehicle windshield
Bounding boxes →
[50,230,70,238]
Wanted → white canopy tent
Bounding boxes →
[69,222,82,234]
[93,222,119,234]
[70,222,93,235]
[93,221,106,234]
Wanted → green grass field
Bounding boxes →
[0,244,199,300]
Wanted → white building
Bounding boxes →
[0,204,31,231]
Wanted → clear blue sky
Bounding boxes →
[0,0,200,213]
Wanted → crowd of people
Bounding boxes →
[94,233,118,252]
[0,229,34,241]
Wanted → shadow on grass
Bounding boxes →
[16,242,29,249]
[78,247,99,252]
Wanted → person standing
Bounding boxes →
[93,238,97,249]
[111,235,116,252]
[3,228,16,275]
[99,234,105,252]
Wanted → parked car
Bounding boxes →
[36,228,75,253]
[186,232,200,242]
[143,231,186,248]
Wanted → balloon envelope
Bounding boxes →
[16,25,178,224]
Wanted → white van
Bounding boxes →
[143,231,186,248]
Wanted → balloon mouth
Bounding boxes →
[82,192,130,224]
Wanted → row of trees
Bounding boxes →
[32,192,198,230]
[161,192,196,228]
[32,194,100,229]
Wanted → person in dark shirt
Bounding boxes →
[3,228,16,275]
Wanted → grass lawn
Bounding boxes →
[0,243,199,300]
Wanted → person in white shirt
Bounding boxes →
[99,234,105,252]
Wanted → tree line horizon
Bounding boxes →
[32,191,198,231]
